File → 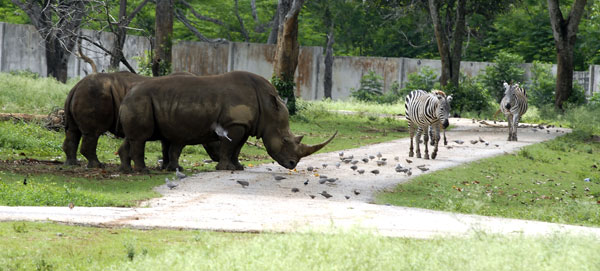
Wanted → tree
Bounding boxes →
[428,0,466,88]
[153,0,173,76]
[272,0,305,115]
[547,0,587,110]
[11,0,88,83]
[107,0,151,70]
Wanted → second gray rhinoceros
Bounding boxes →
[117,71,336,172]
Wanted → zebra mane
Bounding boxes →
[430,89,446,97]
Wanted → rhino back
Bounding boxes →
[121,72,265,144]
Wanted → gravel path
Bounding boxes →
[2,118,599,238]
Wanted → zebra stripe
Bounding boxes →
[500,82,528,141]
[405,90,451,160]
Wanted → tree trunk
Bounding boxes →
[153,0,174,76]
[428,0,451,87]
[110,0,128,70]
[324,22,334,99]
[449,0,466,87]
[45,35,71,83]
[267,2,281,44]
[547,0,587,110]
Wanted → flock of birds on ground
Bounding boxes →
[162,118,566,200]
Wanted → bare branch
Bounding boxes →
[234,0,250,42]
[76,37,97,73]
[178,0,226,26]
[174,8,229,43]
[251,0,259,23]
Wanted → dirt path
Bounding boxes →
[2,118,600,238]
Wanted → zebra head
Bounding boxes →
[435,93,452,129]
[503,82,517,110]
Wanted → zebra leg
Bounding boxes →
[408,123,415,157]
[443,128,447,146]
[513,115,520,141]
[431,124,440,159]
[415,127,423,159]
[423,126,430,160]
[429,126,435,146]
[506,114,513,141]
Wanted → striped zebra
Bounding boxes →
[428,90,449,146]
[500,82,528,141]
[405,90,452,159]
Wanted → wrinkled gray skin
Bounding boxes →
[117,71,336,173]
[63,71,197,169]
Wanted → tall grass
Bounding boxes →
[2,222,598,271]
[0,72,76,114]
[301,98,405,115]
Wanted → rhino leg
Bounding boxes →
[160,140,171,170]
[130,140,149,174]
[202,142,220,162]
[63,127,81,166]
[166,143,185,171]
[81,133,103,168]
[118,139,133,173]
[216,125,247,171]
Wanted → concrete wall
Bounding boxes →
[1,22,598,100]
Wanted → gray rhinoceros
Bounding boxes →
[63,71,148,168]
[117,71,336,172]
[63,71,196,168]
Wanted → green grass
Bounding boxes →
[377,131,600,226]
[1,222,599,271]
[302,98,405,115]
[0,72,76,114]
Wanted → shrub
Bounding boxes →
[445,74,493,116]
[350,70,384,102]
[399,66,440,98]
[481,51,525,102]
[133,50,171,76]
[527,61,555,108]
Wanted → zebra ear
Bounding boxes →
[503,82,509,89]
[447,95,453,103]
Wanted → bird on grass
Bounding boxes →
[68,202,74,209]
[175,168,187,180]
[23,178,27,185]
[165,178,179,190]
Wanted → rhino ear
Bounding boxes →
[269,95,283,111]
[294,135,304,144]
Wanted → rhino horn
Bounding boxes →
[299,131,337,158]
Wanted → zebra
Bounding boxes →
[405,90,452,159]
[428,90,449,146]
[500,82,528,141]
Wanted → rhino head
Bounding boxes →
[259,91,336,169]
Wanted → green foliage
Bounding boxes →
[0,72,74,114]
[350,71,404,104]
[589,92,600,105]
[444,74,493,116]
[133,50,171,76]
[481,51,525,103]
[399,66,440,98]
[271,75,297,115]
[527,61,556,108]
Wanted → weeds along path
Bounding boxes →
[2,118,600,238]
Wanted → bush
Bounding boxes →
[481,51,525,102]
[445,74,494,116]
[399,66,440,98]
[527,61,555,108]
[133,50,171,76]
[350,71,403,104]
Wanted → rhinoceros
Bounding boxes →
[63,71,197,168]
[117,71,336,172]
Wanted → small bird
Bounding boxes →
[376,160,386,166]
[407,169,412,176]
[320,191,333,198]
[470,140,478,144]
[291,187,300,193]
[546,130,550,134]
[319,175,328,179]
[307,166,314,172]
[362,157,369,163]
[394,156,399,161]
[344,195,350,199]
[165,178,178,190]
[23,178,27,185]
[357,169,365,174]
[406,159,413,164]
[214,124,233,142]
[494,144,500,147]
[417,165,429,172]
[175,168,187,180]
[343,158,352,164]
[484,142,489,146]
[453,140,464,145]
[68,202,74,209]
[377,152,382,159]
[353,189,361,195]
[381,158,387,161]
[350,165,357,171]
[395,164,407,173]
[274,176,286,181]
[584,178,591,182]
[335,162,341,168]
[236,180,249,188]
[351,160,359,165]
[339,151,344,157]
[369,155,375,160]
[319,178,327,184]
[309,195,316,199]
[304,179,309,185]
[371,169,380,175]
[322,163,328,168]
[478,137,485,143]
